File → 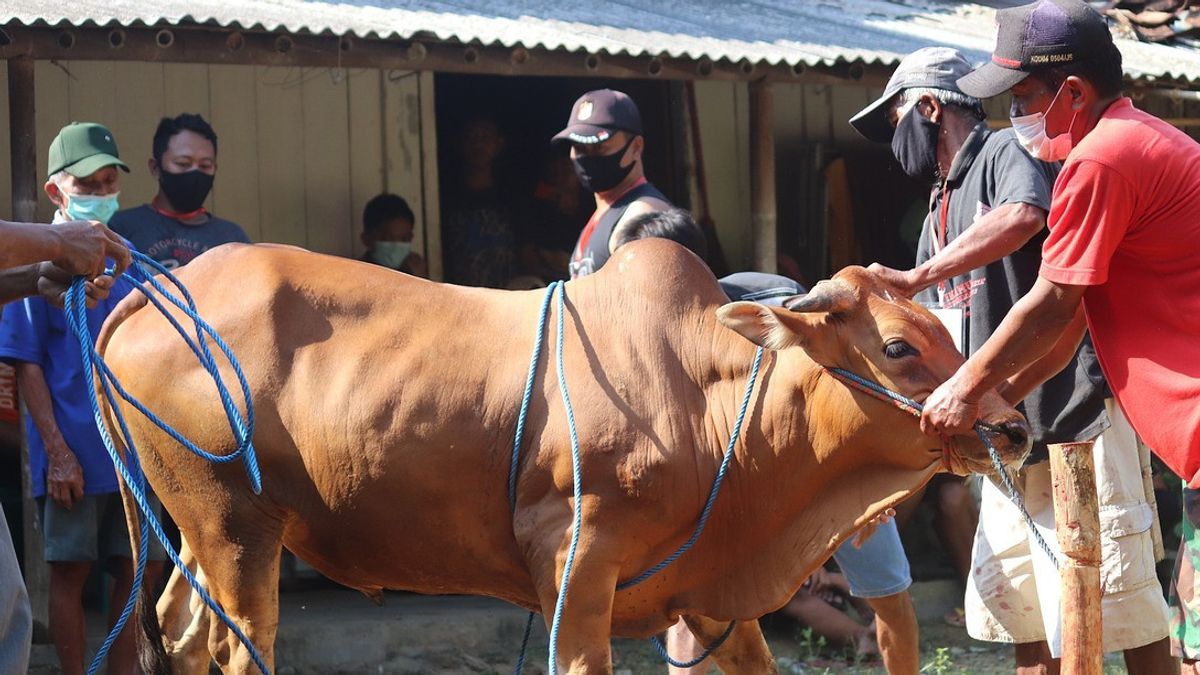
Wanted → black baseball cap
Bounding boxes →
[958,0,1114,99]
[551,89,643,145]
[0,28,10,47]
[850,47,975,142]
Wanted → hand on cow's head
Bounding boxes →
[718,266,1032,474]
[716,277,856,363]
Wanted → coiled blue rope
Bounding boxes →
[509,282,759,673]
[825,367,1059,569]
[65,251,270,675]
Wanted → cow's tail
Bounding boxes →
[100,292,174,674]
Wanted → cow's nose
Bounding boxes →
[999,422,1028,448]
[980,419,1031,456]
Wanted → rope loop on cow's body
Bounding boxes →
[509,281,756,674]
[823,367,1060,569]
[66,251,270,675]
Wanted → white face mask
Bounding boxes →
[1010,82,1080,162]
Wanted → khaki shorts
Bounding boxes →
[965,399,1169,656]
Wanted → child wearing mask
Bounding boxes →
[360,193,427,277]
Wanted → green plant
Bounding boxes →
[797,626,828,661]
[920,646,955,675]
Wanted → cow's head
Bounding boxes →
[716,266,1031,474]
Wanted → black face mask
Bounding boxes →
[572,136,636,193]
[159,169,214,213]
[891,106,941,183]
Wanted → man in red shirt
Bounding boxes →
[919,0,1200,667]
[552,89,672,278]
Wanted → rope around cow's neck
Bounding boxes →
[66,251,270,675]
[508,281,761,673]
[824,367,1060,569]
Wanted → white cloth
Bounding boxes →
[965,399,1169,656]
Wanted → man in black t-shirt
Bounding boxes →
[110,114,250,269]
[552,89,671,279]
[852,46,1170,671]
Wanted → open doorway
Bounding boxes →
[434,74,682,287]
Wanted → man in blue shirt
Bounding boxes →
[0,122,165,675]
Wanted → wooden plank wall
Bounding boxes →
[0,62,434,266]
[692,80,882,272]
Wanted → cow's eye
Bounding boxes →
[884,340,918,359]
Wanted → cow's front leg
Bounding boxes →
[682,616,779,675]
[526,510,621,674]
[542,553,620,674]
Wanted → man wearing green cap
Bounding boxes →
[0,122,166,675]
[43,122,128,226]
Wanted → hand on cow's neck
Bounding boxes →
[936,110,978,181]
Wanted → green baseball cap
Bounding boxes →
[47,122,130,178]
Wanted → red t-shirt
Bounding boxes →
[1040,97,1200,486]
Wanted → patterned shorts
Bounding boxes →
[1170,485,1200,660]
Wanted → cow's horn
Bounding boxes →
[783,281,856,314]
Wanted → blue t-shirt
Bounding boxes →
[0,277,138,497]
[110,204,250,270]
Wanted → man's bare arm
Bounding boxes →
[16,362,85,508]
[996,305,1088,405]
[0,265,40,304]
[871,202,1046,296]
[0,219,131,275]
[920,276,1087,434]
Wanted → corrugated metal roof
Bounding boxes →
[4,0,1200,84]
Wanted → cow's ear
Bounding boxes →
[717,302,826,351]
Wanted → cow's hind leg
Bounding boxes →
[189,522,283,674]
[155,538,212,674]
[681,617,779,675]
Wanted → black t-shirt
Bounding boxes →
[914,124,1108,464]
[442,185,516,288]
[109,204,251,270]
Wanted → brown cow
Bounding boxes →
[98,239,1031,674]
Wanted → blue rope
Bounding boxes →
[66,251,270,675]
[509,284,557,675]
[825,367,1059,569]
[650,619,738,669]
[508,283,759,672]
[547,281,582,675]
[616,347,764,591]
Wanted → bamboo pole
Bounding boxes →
[749,79,777,274]
[1049,441,1102,675]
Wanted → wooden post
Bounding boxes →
[749,79,777,274]
[8,54,50,637]
[1049,441,1102,675]
[9,56,37,223]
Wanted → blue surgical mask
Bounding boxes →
[368,240,412,270]
[64,191,120,225]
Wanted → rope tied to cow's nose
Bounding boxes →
[823,366,1060,569]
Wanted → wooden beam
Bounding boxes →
[1049,441,1103,675]
[749,79,777,273]
[8,56,36,223]
[0,26,892,86]
[6,55,49,639]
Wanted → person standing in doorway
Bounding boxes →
[552,89,671,279]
